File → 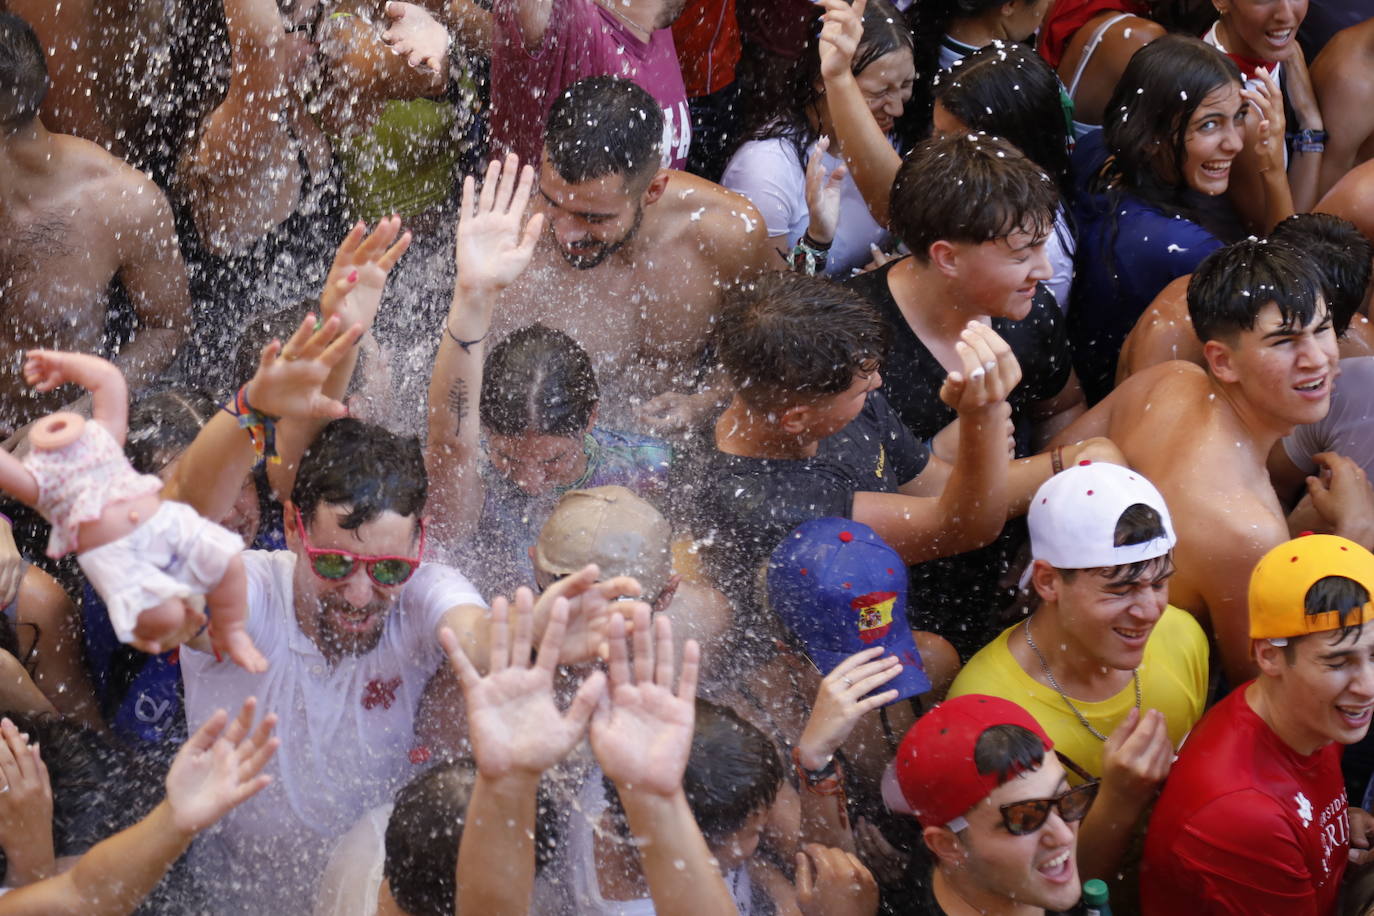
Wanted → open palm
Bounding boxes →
[590,607,700,798]
[456,153,545,294]
[166,698,277,835]
[442,591,605,780]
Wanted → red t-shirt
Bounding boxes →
[491,0,692,170]
[1141,684,1349,916]
[671,0,741,97]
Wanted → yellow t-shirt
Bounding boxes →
[947,606,1209,780]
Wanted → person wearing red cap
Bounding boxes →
[1141,534,1374,914]
[886,694,1094,914]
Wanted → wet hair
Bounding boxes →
[383,761,476,916]
[480,324,599,438]
[740,0,912,165]
[1056,503,1172,583]
[716,272,891,409]
[933,42,1073,201]
[291,419,427,531]
[545,76,664,190]
[1098,36,1241,224]
[904,0,1042,132]
[1187,238,1322,344]
[972,723,1047,786]
[1270,214,1373,337]
[604,700,783,848]
[125,389,218,476]
[890,133,1058,261]
[0,14,48,129]
[1283,575,1372,658]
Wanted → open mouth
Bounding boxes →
[1113,625,1151,647]
[1338,704,1374,729]
[1265,28,1294,50]
[1037,849,1074,882]
[1200,160,1232,180]
[1294,376,1328,398]
[332,606,380,634]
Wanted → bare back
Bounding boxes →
[490,171,770,423]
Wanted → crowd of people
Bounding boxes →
[2,0,1374,913]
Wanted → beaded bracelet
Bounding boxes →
[221,385,282,465]
[790,234,832,276]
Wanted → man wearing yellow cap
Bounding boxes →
[1141,534,1374,914]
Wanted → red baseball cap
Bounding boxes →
[885,695,1053,829]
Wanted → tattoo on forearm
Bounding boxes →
[447,378,469,431]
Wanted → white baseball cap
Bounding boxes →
[1027,461,1176,572]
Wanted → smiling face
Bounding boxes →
[955,755,1082,912]
[854,49,916,135]
[537,156,648,269]
[944,227,1053,319]
[288,504,421,660]
[1039,557,1174,672]
[1264,623,1374,750]
[1216,0,1307,61]
[1177,81,1248,196]
[1214,299,1339,429]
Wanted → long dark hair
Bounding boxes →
[740,0,912,166]
[1097,35,1241,230]
[933,42,1073,201]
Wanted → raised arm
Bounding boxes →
[817,0,901,228]
[0,699,276,916]
[443,591,606,916]
[23,352,128,442]
[425,154,543,543]
[854,323,1020,562]
[591,604,737,916]
[166,315,361,521]
[1229,67,1295,233]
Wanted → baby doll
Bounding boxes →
[0,351,266,673]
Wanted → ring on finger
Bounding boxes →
[841,676,853,688]
[1,783,10,794]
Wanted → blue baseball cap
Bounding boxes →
[766,518,930,701]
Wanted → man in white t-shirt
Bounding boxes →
[180,419,635,911]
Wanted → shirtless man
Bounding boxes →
[487,76,772,428]
[1117,213,1374,383]
[1053,237,1374,686]
[0,13,189,435]
[1311,16,1374,198]
[1316,156,1374,250]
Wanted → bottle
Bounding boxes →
[1082,878,1112,916]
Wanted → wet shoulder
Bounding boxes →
[659,171,766,247]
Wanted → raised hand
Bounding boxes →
[318,216,413,326]
[531,564,647,666]
[165,698,277,836]
[440,590,606,781]
[1100,707,1173,803]
[0,718,54,885]
[795,647,902,771]
[455,154,545,296]
[1242,66,1289,175]
[938,322,1023,414]
[590,604,700,798]
[383,1,451,72]
[818,0,866,84]
[805,135,848,247]
[243,313,363,420]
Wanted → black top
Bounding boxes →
[844,260,1074,457]
[696,391,929,614]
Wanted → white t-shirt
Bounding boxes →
[313,803,391,916]
[181,550,484,913]
[722,135,892,276]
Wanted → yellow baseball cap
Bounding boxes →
[1249,534,1374,640]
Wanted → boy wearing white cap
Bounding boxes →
[947,460,1209,885]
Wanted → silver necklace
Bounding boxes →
[1023,618,1140,742]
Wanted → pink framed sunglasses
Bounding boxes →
[293,510,425,586]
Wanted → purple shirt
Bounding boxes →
[492,0,692,170]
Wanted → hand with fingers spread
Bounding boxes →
[795,843,880,916]
[318,216,413,329]
[165,697,277,837]
[455,153,545,298]
[795,647,902,771]
[590,603,701,798]
[938,321,1023,415]
[0,717,54,886]
[440,591,606,781]
[804,136,848,248]
[242,313,363,421]
[531,565,646,667]
[382,1,451,73]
